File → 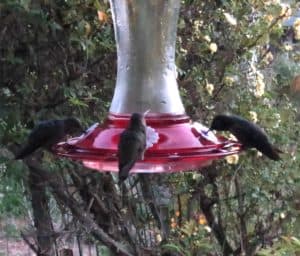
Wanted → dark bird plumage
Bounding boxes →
[210,114,282,160]
[15,117,83,159]
[118,113,147,184]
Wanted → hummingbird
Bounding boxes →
[15,117,84,159]
[118,113,147,184]
[209,114,282,160]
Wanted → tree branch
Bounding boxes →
[196,178,234,255]
[26,160,134,256]
[234,175,248,255]
[245,10,289,50]
[20,231,39,255]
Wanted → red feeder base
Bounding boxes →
[54,113,241,173]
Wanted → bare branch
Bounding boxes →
[26,160,135,256]
[196,177,234,255]
[20,231,39,255]
[234,175,248,254]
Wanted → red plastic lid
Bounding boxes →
[53,113,241,173]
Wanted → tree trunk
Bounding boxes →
[28,167,55,256]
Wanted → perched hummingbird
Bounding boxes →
[15,117,84,159]
[118,113,147,184]
[209,114,282,160]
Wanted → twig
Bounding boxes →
[87,197,95,213]
[177,194,183,227]
[234,175,248,254]
[20,231,39,255]
[138,174,162,231]
[229,163,242,195]
[197,178,234,255]
[245,10,289,50]
[26,161,135,256]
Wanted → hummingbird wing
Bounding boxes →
[230,120,281,160]
[15,120,64,159]
[251,131,281,161]
[118,130,146,183]
[15,141,41,159]
[229,120,257,147]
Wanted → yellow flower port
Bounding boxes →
[225,154,239,165]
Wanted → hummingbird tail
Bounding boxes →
[273,147,284,154]
[266,146,283,161]
[118,160,136,184]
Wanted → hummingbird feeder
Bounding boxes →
[54,0,241,173]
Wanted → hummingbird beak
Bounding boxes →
[78,125,87,134]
